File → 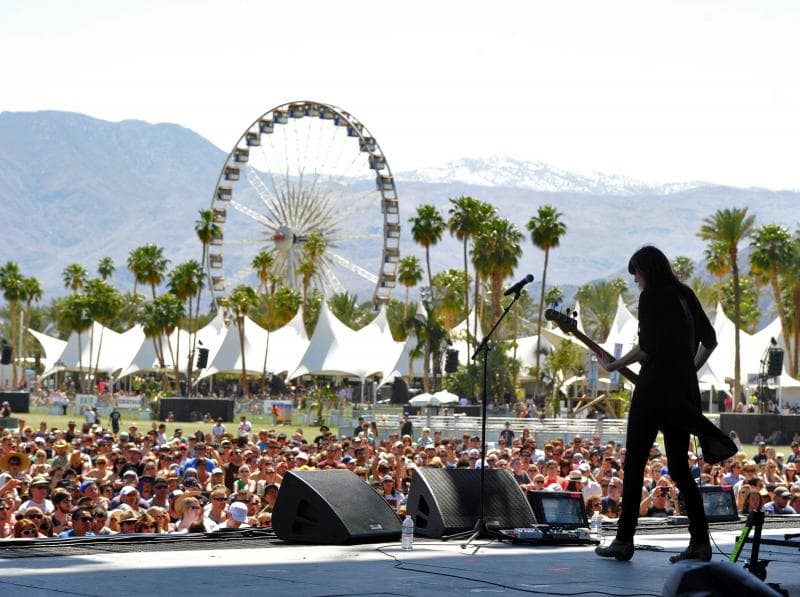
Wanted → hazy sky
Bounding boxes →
[2,1,799,189]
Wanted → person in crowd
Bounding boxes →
[57,507,96,538]
[13,518,38,539]
[762,487,796,514]
[601,478,623,519]
[596,246,735,564]
[206,486,229,525]
[220,501,250,529]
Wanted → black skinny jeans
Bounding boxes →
[616,398,708,543]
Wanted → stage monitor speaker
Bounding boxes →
[662,560,782,597]
[767,348,784,378]
[406,468,534,538]
[0,345,11,365]
[272,470,402,544]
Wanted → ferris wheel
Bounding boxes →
[207,101,400,308]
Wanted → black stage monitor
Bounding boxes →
[527,491,588,530]
[699,485,739,523]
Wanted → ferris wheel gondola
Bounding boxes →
[207,101,400,308]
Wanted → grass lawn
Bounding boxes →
[15,411,342,441]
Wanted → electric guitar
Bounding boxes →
[544,308,639,384]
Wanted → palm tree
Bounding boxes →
[20,276,42,364]
[750,224,795,372]
[84,279,123,381]
[252,250,275,296]
[670,256,695,282]
[298,233,327,307]
[128,244,169,299]
[97,257,116,281]
[527,205,567,379]
[397,256,423,319]
[432,268,467,330]
[61,293,91,391]
[168,260,205,392]
[195,208,220,288]
[699,207,756,404]
[448,196,490,332]
[409,204,446,291]
[329,292,366,329]
[140,293,184,393]
[272,286,302,327]
[576,281,622,342]
[229,284,258,398]
[472,217,523,323]
[704,241,730,303]
[0,262,24,386]
[62,263,88,294]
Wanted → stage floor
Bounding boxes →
[0,525,798,596]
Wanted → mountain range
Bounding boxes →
[1,110,798,307]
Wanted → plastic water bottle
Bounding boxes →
[590,511,603,539]
[401,515,414,550]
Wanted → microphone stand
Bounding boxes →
[449,290,523,548]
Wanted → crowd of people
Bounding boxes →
[1,414,799,540]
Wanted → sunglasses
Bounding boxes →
[77,517,93,523]
[211,496,226,502]
[93,513,106,519]
[20,529,37,536]
[25,514,43,520]
[120,520,137,526]
[188,505,202,510]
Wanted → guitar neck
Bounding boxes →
[569,329,640,384]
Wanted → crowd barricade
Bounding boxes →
[353,413,629,445]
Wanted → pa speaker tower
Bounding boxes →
[767,348,784,378]
[406,468,534,538]
[272,470,402,544]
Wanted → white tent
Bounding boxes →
[39,322,129,378]
[198,316,269,378]
[291,302,399,380]
[602,295,638,351]
[200,309,310,380]
[28,329,67,371]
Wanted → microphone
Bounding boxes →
[504,274,534,296]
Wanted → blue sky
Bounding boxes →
[2,0,799,188]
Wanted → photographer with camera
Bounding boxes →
[640,481,680,517]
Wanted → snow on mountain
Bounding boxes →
[395,155,704,196]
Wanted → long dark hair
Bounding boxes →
[627,246,682,289]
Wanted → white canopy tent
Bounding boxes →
[198,308,309,380]
[290,302,402,380]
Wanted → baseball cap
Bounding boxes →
[774,486,790,497]
[119,486,137,496]
[578,462,591,473]
[296,452,309,461]
[80,480,97,493]
[211,467,224,475]
[119,432,130,441]
[229,502,248,523]
[381,475,394,483]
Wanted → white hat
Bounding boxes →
[119,486,137,496]
[296,452,309,461]
[578,462,591,473]
[229,502,248,523]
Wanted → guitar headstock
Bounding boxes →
[544,308,578,335]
